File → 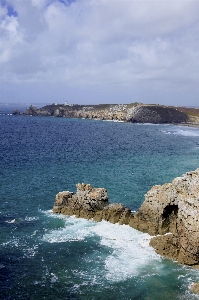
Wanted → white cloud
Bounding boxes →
[0,0,199,105]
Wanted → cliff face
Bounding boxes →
[126,105,188,123]
[23,103,189,124]
[131,168,199,265]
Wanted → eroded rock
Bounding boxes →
[53,168,199,266]
[190,282,199,294]
[132,168,199,265]
[53,183,133,225]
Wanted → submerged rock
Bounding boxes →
[53,183,133,225]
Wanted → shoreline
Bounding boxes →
[174,122,199,129]
[3,112,199,129]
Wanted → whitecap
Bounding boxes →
[42,215,161,282]
[173,129,199,137]
[160,125,199,137]
[92,221,161,282]
[42,216,95,243]
[0,264,5,269]
[136,123,161,126]
[25,216,39,222]
[5,219,15,223]
[50,273,58,283]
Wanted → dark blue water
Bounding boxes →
[1,115,199,299]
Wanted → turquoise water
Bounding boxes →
[1,116,199,299]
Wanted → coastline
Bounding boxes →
[174,122,199,129]
[2,112,199,298]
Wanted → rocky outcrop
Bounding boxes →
[23,105,51,116]
[23,105,39,116]
[53,183,133,225]
[131,168,199,265]
[12,109,20,115]
[53,168,199,266]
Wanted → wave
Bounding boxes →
[160,126,199,137]
[42,213,162,282]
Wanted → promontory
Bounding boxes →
[21,102,199,125]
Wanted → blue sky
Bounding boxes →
[0,0,199,106]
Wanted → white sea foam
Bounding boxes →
[160,126,199,137]
[24,216,39,222]
[50,273,58,283]
[5,219,15,223]
[42,215,95,243]
[173,129,199,137]
[103,119,124,123]
[42,214,162,282]
[92,221,161,282]
[137,123,161,126]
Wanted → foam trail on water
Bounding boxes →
[42,214,95,242]
[160,125,199,137]
[42,213,162,282]
[92,221,161,281]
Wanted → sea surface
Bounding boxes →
[1,115,199,300]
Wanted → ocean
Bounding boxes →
[1,115,199,299]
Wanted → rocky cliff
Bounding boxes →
[53,168,199,266]
[23,103,189,124]
[126,105,188,123]
[131,168,199,265]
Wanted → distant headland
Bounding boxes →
[12,102,199,126]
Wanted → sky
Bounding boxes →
[0,0,199,107]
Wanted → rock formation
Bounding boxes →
[131,168,199,266]
[12,109,20,115]
[53,183,133,225]
[53,168,199,266]
[23,105,51,116]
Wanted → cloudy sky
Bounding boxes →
[0,0,199,106]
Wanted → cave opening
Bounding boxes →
[161,204,178,234]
